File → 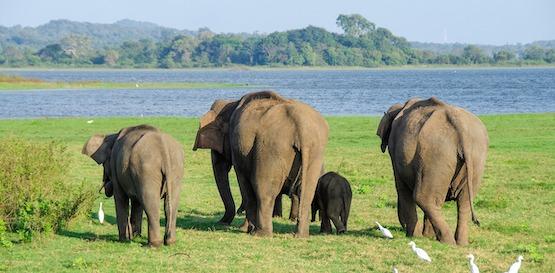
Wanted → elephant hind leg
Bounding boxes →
[328,206,345,234]
[163,182,181,246]
[142,190,162,247]
[414,171,455,245]
[455,188,471,246]
[422,214,435,238]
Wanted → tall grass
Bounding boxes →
[0,137,96,241]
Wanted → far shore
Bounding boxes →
[1,63,555,73]
[0,75,250,91]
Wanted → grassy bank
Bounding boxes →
[0,114,554,272]
[0,75,247,90]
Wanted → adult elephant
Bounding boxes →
[192,99,300,225]
[83,125,184,247]
[377,97,488,245]
[194,91,328,237]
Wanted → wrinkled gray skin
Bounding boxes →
[83,125,184,247]
[377,97,488,245]
[194,91,328,237]
[311,172,352,234]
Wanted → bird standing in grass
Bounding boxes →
[98,202,104,224]
[409,241,431,262]
[392,267,398,273]
[467,254,479,273]
[376,221,393,239]
[506,255,523,273]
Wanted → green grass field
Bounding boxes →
[0,75,247,90]
[0,114,554,272]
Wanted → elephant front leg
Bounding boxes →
[272,194,283,218]
[130,199,143,237]
[422,214,435,238]
[114,194,132,242]
[211,151,235,225]
[290,194,299,222]
[396,182,418,237]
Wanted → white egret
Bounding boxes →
[408,241,431,262]
[467,254,479,273]
[392,267,399,273]
[87,120,94,124]
[375,221,393,239]
[506,255,523,273]
[98,202,104,224]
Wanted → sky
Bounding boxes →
[1,0,554,45]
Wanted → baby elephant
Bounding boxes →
[311,172,352,234]
[83,125,184,247]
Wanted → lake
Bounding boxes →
[1,68,554,118]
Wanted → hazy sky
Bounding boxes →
[1,0,554,45]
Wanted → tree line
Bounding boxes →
[1,15,554,68]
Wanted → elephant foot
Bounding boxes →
[456,239,469,246]
[337,229,346,234]
[239,221,254,233]
[290,217,298,222]
[164,237,177,246]
[439,237,456,245]
[148,240,163,248]
[294,232,309,238]
[252,229,272,237]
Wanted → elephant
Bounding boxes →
[82,125,184,247]
[192,98,300,225]
[377,97,488,245]
[194,91,328,237]
[311,172,352,234]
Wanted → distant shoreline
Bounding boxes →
[1,64,554,72]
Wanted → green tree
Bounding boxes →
[37,44,70,63]
[493,50,515,63]
[544,49,555,63]
[336,14,376,37]
[299,43,316,65]
[523,45,545,61]
[462,45,488,64]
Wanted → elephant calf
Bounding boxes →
[311,172,352,234]
[83,125,184,247]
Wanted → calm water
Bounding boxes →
[1,68,554,118]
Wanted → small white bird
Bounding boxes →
[409,241,431,262]
[98,202,104,224]
[135,83,139,88]
[506,255,523,273]
[392,267,399,273]
[87,120,94,124]
[376,221,393,239]
[467,254,480,273]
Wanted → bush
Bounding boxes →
[0,137,95,241]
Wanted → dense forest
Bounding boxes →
[1,15,554,68]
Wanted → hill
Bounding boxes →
[0,19,196,49]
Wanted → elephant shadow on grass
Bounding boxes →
[174,209,301,235]
[346,225,405,239]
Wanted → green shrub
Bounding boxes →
[0,137,95,241]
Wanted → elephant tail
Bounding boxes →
[447,109,480,227]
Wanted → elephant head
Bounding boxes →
[82,133,118,197]
[377,103,403,153]
[193,100,237,155]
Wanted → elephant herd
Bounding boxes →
[82,90,488,247]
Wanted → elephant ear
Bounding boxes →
[82,134,117,164]
[377,103,403,153]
